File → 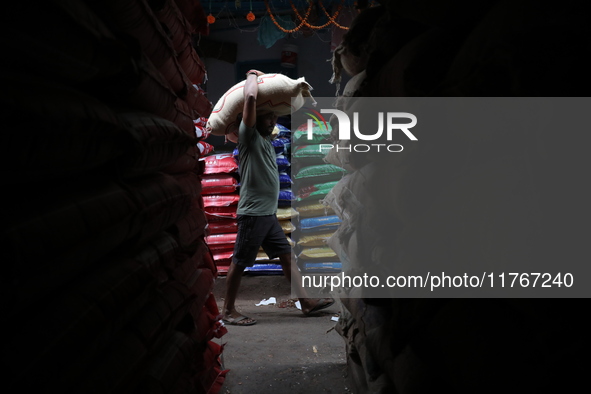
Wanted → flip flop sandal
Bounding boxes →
[223,315,257,326]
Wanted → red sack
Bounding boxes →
[195,117,208,128]
[201,174,238,195]
[216,265,230,275]
[207,243,235,254]
[205,233,237,245]
[212,250,233,263]
[195,124,209,139]
[201,153,238,174]
[204,206,237,219]
[207,218,238,234]
[202,194,240,207]
[197,140,214,156]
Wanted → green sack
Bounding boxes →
[292,125,332,145]
[292,144,333,159]
[294,164,347,182]
[297,180,339,202]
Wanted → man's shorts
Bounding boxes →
[232,214,292,267]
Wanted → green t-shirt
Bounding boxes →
[236,121,279,215]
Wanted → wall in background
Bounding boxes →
[201,20,343,105]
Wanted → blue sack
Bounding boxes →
[271,138,285,154]
[302,262,342,273]
[279,172,293,188]
[276,124,291,138]
[300,215,342,233]
[278,189,295,201]
[276,155,291,172]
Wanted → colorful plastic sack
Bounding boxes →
[297,181,338,201]
[201,174,238,195]
[292,124,332,145]
[296,231,335,247]
[292,144,333,160]
[300,215,342,233]
[295,202,335,218]
[197,140,214,156]
[279,219,296,234]
[297,246,338,260]
[276,207,299,220]
[279,172,293,188]
[201,153,238,174]
[294,164,347,184]
[276,123,291,138]
[276,155,291,172]
[202,194,240,207]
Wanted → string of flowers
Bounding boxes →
[264,0,313,33]
[291,0,348,30]
[318,0,349,30]
[265,0,348,32]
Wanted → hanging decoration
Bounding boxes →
[207,0,215,24]
[246,0,255,21]
[318,0,350,30]
[265,0,312,33]
[264,0,349,33]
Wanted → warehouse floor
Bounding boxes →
[212,274,350,393]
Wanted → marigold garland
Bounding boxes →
[264,0,349,32]
[264,0,311,33]
[289,0,345,29]
[318,0,349,30]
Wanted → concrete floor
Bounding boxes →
[212,273,351,394]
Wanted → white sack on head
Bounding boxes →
[206,73,315,137]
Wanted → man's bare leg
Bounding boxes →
[222,263,256,325]
[277,252,334,315]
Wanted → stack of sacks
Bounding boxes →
[204,232,237,274]
[275,123,292,157]
[275,123,296,241]
[200,153,240,275]
[291,122,347,274]
[195,117,215,158]
[324,2,591,393]
[2,1,228,393]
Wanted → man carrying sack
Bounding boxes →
[222,70,334,326]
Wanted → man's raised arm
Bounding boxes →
[242,70,264,129]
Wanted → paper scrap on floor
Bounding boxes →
[255,297,277,306]
[295,300,302,310]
